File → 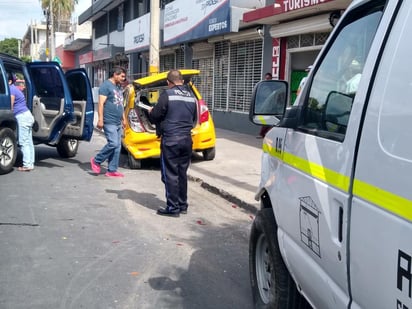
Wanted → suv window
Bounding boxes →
[300,2,384,142]
[30,67,64,98]
[0,70,5,94]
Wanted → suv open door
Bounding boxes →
[26,62,94,157]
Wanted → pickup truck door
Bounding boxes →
[272,2,385,308]
[65,69,94,141]
[349,1,412,308]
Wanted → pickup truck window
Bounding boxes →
[301,3,384,142]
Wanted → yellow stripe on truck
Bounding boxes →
[263,141,350,192]
[263,141,412,222]
[353,179,412,222]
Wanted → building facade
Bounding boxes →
[74,0,351,135]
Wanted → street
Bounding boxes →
[0,132,255,309]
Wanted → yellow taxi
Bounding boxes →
[122,69,216,169]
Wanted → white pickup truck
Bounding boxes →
[248,0,412,308]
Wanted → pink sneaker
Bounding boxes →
[90,157,101,174]
[105,171,124,178]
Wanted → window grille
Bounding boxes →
[301,33,314,47]
[287,32,330,48]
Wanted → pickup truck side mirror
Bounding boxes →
[249,80,288,126]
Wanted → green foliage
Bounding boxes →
[0,38,19,57]
[21,56,32,63]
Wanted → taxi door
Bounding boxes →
[349,1,412,308]
[271,2,386,308]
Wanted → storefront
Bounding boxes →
[244,0,351,104]
[162,0,264,133]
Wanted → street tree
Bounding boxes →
[0,38,18,57]
[41,0,78,32]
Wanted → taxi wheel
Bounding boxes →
[128,152,141,169]
[202,147,215,161]
[249,208,303,309]
[56,138,79,158]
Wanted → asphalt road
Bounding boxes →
[0,133,255,309]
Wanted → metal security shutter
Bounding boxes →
[160,54,175,72]
[213,41,230,110]
[175,49,185,69]
[192,57,213,110]
[228,39,262,113]
[192,42,214,110]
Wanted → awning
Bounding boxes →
[270,13,332,38]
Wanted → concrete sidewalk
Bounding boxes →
[94,111,263,213]
[188,128,262,213]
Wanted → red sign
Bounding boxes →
[271,38,280,80]
[79,51,93,64]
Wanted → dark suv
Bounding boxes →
[0,53,94,174]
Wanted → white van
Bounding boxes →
[248,0,412,308]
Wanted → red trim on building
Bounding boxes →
[243,5,283,23]
[55,46,75,70]
[280,38,287,80]
[79,51,93,65]
[244,0,337,23]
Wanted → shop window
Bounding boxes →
[117,4,124,31]
[94,16,106,39]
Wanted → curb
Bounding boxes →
[187,174,258,215]
[94,126,258,214]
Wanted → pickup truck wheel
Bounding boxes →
[249,208,302,309]
[128,152,141,169]
[56,138,79,158]
[202,147,215,161]
[0,128,17,175]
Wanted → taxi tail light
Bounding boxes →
[199,99,209,124]
[128,108,146,132]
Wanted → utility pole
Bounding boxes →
[149,0,160,75]
[45,8,50,60]
[50,0,55,60]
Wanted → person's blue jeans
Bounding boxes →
[16,110,35,168]
[94,124,122,172]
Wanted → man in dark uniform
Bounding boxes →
[149,70,197,217]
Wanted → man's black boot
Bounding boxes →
[157,207,180,217]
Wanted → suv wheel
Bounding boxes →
[57,138,79,158]
[249,208,305,309]
[202,147,215,161]
[0,128,17,174]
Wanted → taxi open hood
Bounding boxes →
[132,69,200,89]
